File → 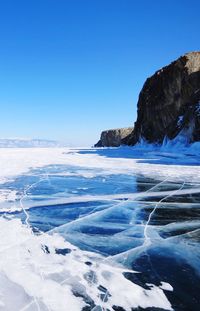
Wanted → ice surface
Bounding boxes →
[0,217,174,311]
[0,145,199,310]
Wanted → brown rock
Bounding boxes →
[94,127,133,147]
[128,52,200,145]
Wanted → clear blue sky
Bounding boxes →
[0,0,199,145]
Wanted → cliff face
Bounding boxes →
[127,52,200,145]
[95,127,133,147]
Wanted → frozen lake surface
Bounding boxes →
[0,146,199,311]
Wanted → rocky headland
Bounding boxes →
[94,127,133,147]
[95,52,200,147]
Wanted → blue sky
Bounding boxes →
[0,0,199,145]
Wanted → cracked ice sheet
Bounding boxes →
[0,147,199,310]
[0,218,173,311]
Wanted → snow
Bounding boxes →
[177,115,184,127]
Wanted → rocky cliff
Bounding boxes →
[127,52,200,145]
[95,127,133,147]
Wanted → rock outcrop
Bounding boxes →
[94,127,133,147]
[127,52,200,145]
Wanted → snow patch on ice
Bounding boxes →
[160,282,173,291]
[0,189,18,202]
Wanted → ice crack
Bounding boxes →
[143,180,186,246]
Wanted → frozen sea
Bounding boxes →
[0,146,200,311]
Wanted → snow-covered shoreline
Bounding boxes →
[0,146,200,182]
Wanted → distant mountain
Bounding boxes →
[0,138,63,148]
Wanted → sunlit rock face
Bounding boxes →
[94,127,133,147]
[127,51,200,145]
